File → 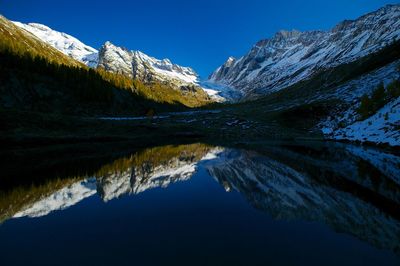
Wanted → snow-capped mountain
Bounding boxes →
[12,21,98,67]
[98,41,198,84]
[210,4,400,99]
[98,41,223,101]
[11,21,223,101]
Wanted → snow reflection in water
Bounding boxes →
[1,141,400,262]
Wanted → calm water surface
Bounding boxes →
[0,142,399,265]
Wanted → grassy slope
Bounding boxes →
[133,80,211,108]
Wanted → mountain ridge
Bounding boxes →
[209,4,400,99]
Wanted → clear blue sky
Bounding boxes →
[1,0,399,77]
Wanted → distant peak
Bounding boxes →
[227,56,236,63]
[274,29,301,39]
[379,3,400,11]
[104,41,115,47]
[102,41,131,53]
[162,58,172,65]
[223,56,236,68]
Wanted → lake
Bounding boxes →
[0,141,399,265]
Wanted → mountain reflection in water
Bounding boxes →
[1,141,399,264]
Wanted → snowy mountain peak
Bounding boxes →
[97,41,133,76]
[226,56,236,64]
[97,41,226,100]
[209,56,237,81]
[98,41,200,83]
[210,4,400,99]
[12,21,99,67]
[104,40,113,47]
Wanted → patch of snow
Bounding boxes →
[332,98,400,146]
[13,21,98,67]
[319,60,400,147]
[200,80,242,102]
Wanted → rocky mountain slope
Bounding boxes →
[98,41,223,101]
[210,4,400,99]
[98,42,196,83]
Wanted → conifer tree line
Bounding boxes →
[357,74,400,120]
[0,40,144,103]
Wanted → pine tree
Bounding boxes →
[371,82,386,110]
[387,79,400,99]
[357,93,372,120]
[384,112,389,120]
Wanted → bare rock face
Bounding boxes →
[97,42,133,76]
[209,4,400,99]
[209,56,236,81]
[98,42,200,88]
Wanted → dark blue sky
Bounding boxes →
[2,0,398,77]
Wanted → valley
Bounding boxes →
[1,4,400,149]
[1,2,400,265]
